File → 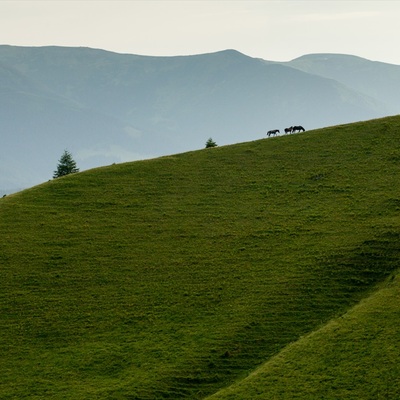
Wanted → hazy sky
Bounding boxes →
[1,0,400,64]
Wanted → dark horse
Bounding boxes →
[267,129,280,137]
[292,126,305,133]
[284,126,293,134]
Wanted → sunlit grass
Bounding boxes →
[1,115,400,398]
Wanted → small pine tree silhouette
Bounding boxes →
[205,138,217,148]
[53,150,79,178]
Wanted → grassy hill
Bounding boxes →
[1,116,400,399]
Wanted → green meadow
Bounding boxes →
[1,116,400,399]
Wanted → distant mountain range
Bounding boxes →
[1,45,399,191]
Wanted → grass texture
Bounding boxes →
[1,116,400,399]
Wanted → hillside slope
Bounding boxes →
[0,46,395,191]
[208,271,400,399]
[1,116,400,399]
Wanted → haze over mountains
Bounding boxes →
[1,45,400,192]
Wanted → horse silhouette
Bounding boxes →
[284,126,293,134]
[292,126,305,133]
[267,129,280,137]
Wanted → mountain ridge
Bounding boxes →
[286,53,400,111]
[1,45,399,191]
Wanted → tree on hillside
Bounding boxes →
[53,150,79,178]
[205,137,217,148]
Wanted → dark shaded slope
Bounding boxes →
[209,256,400,399]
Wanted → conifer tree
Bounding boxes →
[205,137,217,148]
[53,150,79,178]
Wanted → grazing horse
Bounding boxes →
[284,126,293,134]
[292,125,305,133]
[267,129,279,137]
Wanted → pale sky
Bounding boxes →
[1,0,400,64]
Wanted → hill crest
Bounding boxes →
[2,116,400,398]
[1,45,399,191]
